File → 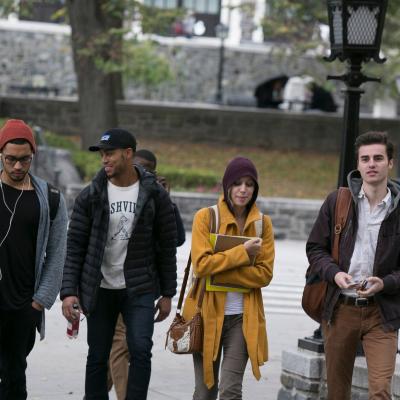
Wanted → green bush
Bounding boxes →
[72,151,102,182]
[44,131,79,151]
[158,164,220,191]
[139,5,184,36]
[43,131,101,181]
[40,131,220,188]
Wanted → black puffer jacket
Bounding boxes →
[60,165,177,314]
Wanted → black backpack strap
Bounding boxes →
[47,182,60,224]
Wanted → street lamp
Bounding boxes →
[215,23,229,104]
[325,0,388,187]
[300,0,389,350]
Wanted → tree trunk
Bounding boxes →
[66,0,123,149]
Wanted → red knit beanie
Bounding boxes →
[0,119,36,153]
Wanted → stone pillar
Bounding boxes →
[278,341,325,400]
[279,340,400,399]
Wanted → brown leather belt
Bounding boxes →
[339,294,375,307]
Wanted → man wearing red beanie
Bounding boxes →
[0,119,68,400]
[0,119,37,154]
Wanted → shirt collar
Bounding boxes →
[358,187,391,206]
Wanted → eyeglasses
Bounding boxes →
[1,154,33,166]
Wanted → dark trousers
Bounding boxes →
[0,305,41,400]
[85,288,155,400]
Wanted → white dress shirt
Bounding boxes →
[342,187,391,297]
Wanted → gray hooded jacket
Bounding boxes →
[31,174,68,339]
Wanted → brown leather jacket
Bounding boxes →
[306,170,400,331]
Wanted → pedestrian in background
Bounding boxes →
[307,131,400,399]
[0,119,68,400]
[183,156,275,399]
[60,129,178,400]
[134,149,185,246]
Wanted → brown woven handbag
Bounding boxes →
[165,254,205,354]
[302,187,352,323]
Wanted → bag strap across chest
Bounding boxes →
[47,182,60,225]
[332,187,352,263]
[208,204,264,237]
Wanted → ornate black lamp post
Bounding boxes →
[215,23,229,104]
[300,0,389,352]
[325,0,388,187]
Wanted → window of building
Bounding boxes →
[144,0,220,14]
[143,0,178,9]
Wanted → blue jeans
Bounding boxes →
[85,288,155,400]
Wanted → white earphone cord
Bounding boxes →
[0,174,30,280]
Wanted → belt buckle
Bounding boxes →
[355,297,368,307]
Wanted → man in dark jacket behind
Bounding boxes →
[60,128,178,400]
[306,131,400,400]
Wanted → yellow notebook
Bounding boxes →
[206,233,258,293]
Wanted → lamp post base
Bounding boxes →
[298,327,324,353]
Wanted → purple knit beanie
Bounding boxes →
[222,157,259,211]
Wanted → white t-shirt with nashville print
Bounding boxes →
[100,180,139,289]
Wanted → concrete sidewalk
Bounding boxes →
[27,239,316,400]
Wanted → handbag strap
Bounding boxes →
[176,253,192,312]
[176,254,206,313]
[332,187,352,263]
[176,206,219,313]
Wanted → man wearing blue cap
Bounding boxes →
[60,128,178,400]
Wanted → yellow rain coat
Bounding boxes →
[182,197,275,388]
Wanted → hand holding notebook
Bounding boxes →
[210,233,261,265]
[243,237,262,261]
[207,233,263,292]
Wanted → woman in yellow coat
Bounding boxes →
[182,156,275,400]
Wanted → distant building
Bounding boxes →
[18,0,266,43]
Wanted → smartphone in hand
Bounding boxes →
[347,280,361,289]
[347,280,367,290]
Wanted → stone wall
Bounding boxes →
[64,185,320,240]
[0,19,369,107]
[0,22,75,97]
[1,95,400,152]
[172,191,322,240]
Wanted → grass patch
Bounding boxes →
[137,138,339,199]
[0,123,340,198]
[157,164,220,192]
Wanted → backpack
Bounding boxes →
[47,182,60,224]
[301,187,352,323]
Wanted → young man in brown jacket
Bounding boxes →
[306,131,400,400]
